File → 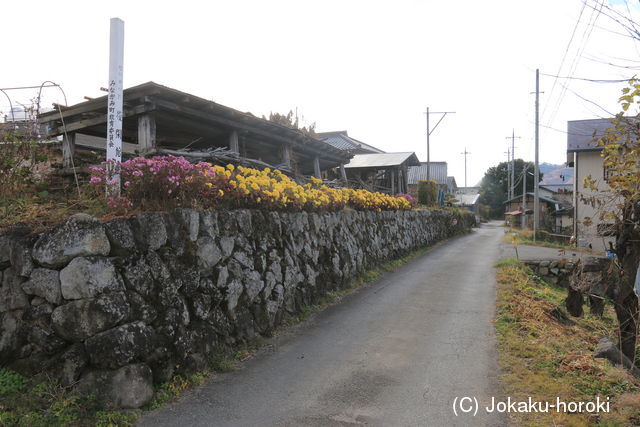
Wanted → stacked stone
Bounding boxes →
[524,259,577,287]
[0,208,473,408]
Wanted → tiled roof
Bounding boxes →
[407,162,448,185]
[317,131,385,154]
[344,152,420,168]
[566,118,639,152]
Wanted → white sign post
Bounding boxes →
[106,17,124,197]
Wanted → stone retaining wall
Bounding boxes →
[523,259,578,288]
[0,208,474,408]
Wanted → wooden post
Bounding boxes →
[62,132,76,169]
[281,144,292,167]
[313,156,321,179]
[229,130,239,153]
[397,168,403,194]
[391,169,396,194]
[340,163,347,183]
[137,114,156,154]
[403,165,409,194]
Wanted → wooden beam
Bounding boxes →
[45,104,152,136]
[137,114,156,154]
[74,133,139,154]
[313,156,321,178]
[229,130,239,153]
[38,85,161,124]
[152,98,347,163]
[62,132,75,169]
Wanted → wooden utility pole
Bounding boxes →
[106,17,124,196]
[533,69,540,240]
[424,108,455,180]
[461,148,471,187]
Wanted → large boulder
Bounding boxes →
[78,363,154,409]
[196,236,222,274]
[131,212,167,251]
[0,234,10,269]
[121,257,155,297]
[60,257,125,300]
[0,268,28,312]
[243,270,264,303]
[51,292,130,342]
[85,321,156,369]
[45,343,88,387]
[21,268,62,305]
[0,313,21,364]
[9,237,34,277]
[32,214,110,268]
[103,218,136,256]
[594,337,640,376]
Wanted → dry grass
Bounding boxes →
[503,227,603,255]
[496,260,640,426]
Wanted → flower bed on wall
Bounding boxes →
[89,156,412,214]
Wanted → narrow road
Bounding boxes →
[140,222,507,426]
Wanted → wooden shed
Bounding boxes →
[343,152,420,194]
[38,82,352,177]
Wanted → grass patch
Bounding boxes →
[503,227,602,254]
[496,260,640,426]
[0,370,138,426]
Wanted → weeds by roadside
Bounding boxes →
[495,258,640,426]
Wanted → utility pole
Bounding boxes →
[506,129,521,201]
[533,69,540,240]
[505,148,511,200]
[522,164,527,229]
[424,108,455,180]
[461,148,471,187]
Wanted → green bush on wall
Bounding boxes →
[417,180,438,205]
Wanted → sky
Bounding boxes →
[3,0,640,186]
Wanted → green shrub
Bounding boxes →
[0,369,27,396]
[417,180,438,205]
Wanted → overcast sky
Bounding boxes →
[3,0,640,185]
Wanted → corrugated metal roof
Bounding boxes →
[344,152,420,168]
[318,131,385,154]
[407,162,448,185]
[456,193,480,206]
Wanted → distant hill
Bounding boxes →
[539,162,573,186]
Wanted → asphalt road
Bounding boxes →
[139,222,507,427]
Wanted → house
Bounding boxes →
[343,152,421,194]
[455,193,480,217]
[37,82,352,178]
[567,118,618,250]
[504,192,569,232]
[454,186,480,217]
[407,161,456,196]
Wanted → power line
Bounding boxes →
[539,73,630,83]
[542,0,587,120]
[544,0,604,127]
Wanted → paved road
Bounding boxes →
[140,222,507,427]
